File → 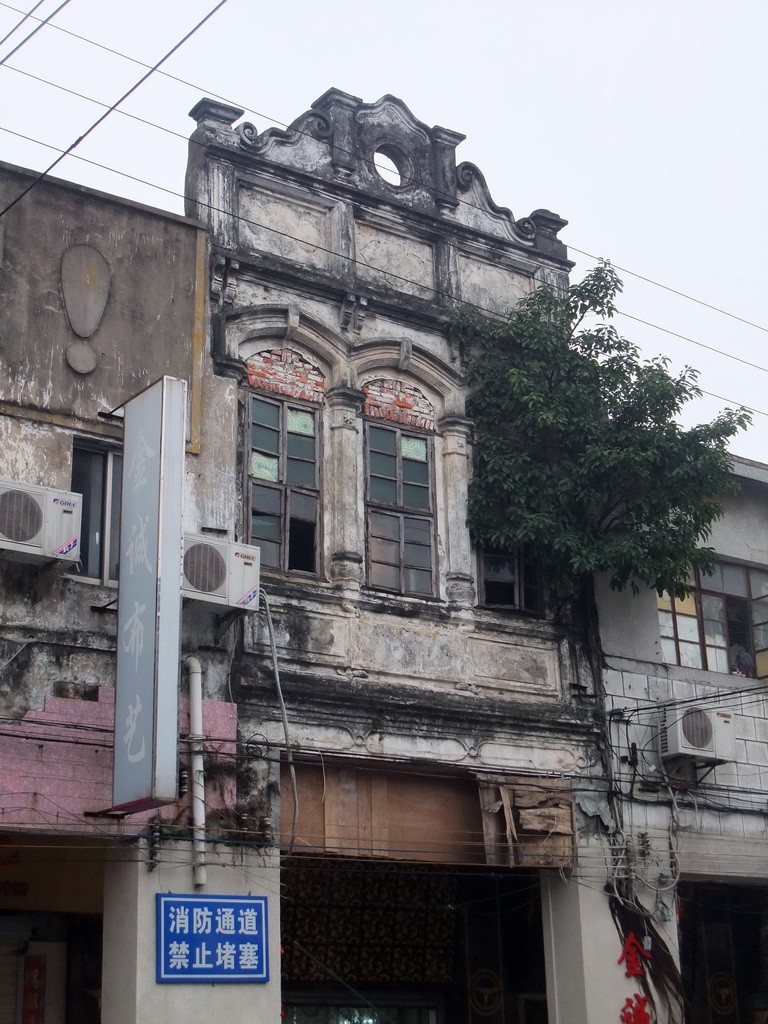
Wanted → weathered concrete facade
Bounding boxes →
[0,164,280,1024]
[184,89,606,1023]
[2,87,763,1024]
[595,457,768,1022]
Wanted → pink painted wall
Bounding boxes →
[0,686,238,835]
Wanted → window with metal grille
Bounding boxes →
[481,549,543,613]
[366,423,434,597]
[70,445,122,583]
[249,394,319,574]
[657,563,768,678]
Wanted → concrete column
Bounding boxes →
[325,385,365,588]
[437,414,475,605]
[101,840,281,1024]
[540,852,682,1024]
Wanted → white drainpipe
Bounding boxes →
[186,655,207,888]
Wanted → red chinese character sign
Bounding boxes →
[616,931,653,1022]
[619,932,653,978]
[620,995,651,1024]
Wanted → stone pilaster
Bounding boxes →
[438,414,475,605]
[326,385,365,588]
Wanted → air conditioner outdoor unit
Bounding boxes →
[658,706,736,765]
[0,479,81,564]
[182,534,261,611]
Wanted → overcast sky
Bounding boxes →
[1,0,766,461]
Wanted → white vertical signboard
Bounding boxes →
[113,376,186,811]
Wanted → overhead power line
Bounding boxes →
[1,119,766,424]
[0,0,72,67]
[5,58,768,396]
[1,0,767,339]
[0,0,232,218]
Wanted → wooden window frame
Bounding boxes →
[480,548,543,614]
[365,421,436,598]
[69,443,122,585]
[658,563,768,678]
[247,392,321,576]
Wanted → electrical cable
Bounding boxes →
[0,0,72,68]
[5,59,768,404]
[0,0,47,49]
[260,587,298,854]
[2,0,767,342]
[0,0,232,219]
[1,120,765,425]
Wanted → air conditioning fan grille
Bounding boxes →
[0,489,43,543]
[681,709,714,750]
[184,543,227,593]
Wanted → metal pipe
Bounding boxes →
[186,655,207,888]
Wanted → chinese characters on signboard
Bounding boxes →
[617,932,653,1023]
[156,895,269,983]
[113,377,186,811]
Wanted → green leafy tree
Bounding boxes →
[451,262,750,600]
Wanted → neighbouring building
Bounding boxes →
[0,161,280,1024]
[0,87,765,1024]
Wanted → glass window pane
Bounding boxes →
[701,563,724,592]
[251,513,281,542]
[657,592,672,612]
[400,435,427,461]
[251,453,279,482]
[403,459,429,484]
[107,453,122,581]
[676,614,700,643]
[706,646,730,674]
[369,426,396,454]
[403,483,430,509]
[703,618,726,645]
[287,433,315,460]
[252,484,281,515]
[252,398,279,427]
[369,452,397,478]
[286,458,315,486]
[679,642,703,669]
[370,477,397,503]
[370,537,399,564]
[404,542,431,568]
[752,596,768,627]
[722,564,748,597]
[658,610,674,638]
[370,513,400,541]
[251,424,280,454]
[370,561,399,590]
[752,622,768,650]
[71,448,104,578]
[485,554,516,582]
[701,594,725,621]
[675,592,697,617]
[290,492,317,522]
[287,408,314,436]
[750,569,768,598]
[755,649,768,679]
[660,637,678,665]
[253,539,280,568]
[403,518,431,544]
[404,567,432,594]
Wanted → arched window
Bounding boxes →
[245,349,324,575]
[363,379,436,597]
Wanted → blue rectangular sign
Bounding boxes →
[156,894,269,983]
